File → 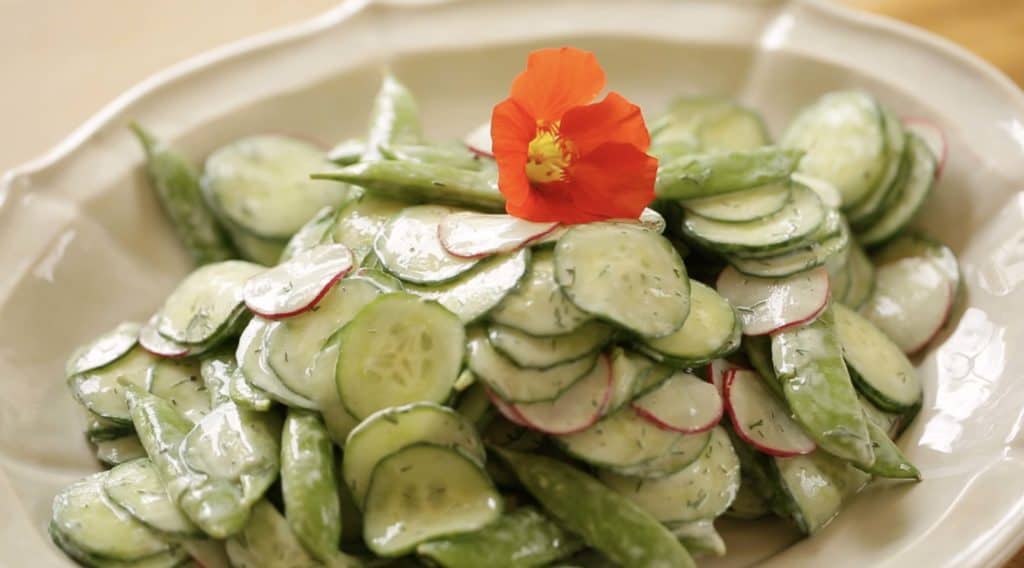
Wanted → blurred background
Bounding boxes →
[0,0,1021,173]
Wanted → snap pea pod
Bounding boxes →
[771,307,875,468]
[416,507,583,568]
[328,138,367,166]
[130,123,236,265]
[363,75,422,161]
[226,500,361,568]
[281,409,341,562]
[860,420,921,480]
[380,143,485,171]
[665,520,726,558]
[496,449,696,568]
[655,147,803,201]
[124,384,195,494]
[312,161,504,212]
[199,349,236,408]
[742,335,784,399]
[228,367,273,412]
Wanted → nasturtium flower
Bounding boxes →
[491,47,658,224]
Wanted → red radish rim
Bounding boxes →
[437,214,560,260]
[138,319,193,359]
[905,279,956,356]
[465,144,495,159]
[245,266,351,320]
[632,399,722,435]
[716,267,831,337]
[902,117,947,181]
[512,355,613,435]
[707,359,747,395]
[484,387,529,427]
[722,368,815,457]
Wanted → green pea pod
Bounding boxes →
[496,449,696,568]
[312,161,504,212]
[124,385,195,495]
[130,123,236,265]
[741,336,784,399]
[655,147,803,200]
[771,307,875,468]
[281,409,341,562]
[229,367,273,412]
[416,507,583,568]
[328,138,367,166]
[226,500,361,568]
[363,75,422,161]
[380,143,485,171]
[199,349,236,408]
[859,420,921,480]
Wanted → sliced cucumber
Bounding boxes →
[306,336,359,446]
[489,248,591,336]
[225,500,322,568]
[599,426,740,523]
[48,522,187,568]
[467,327,598,403]
[603,429,712,480]
[69,346,156,425]
[726,212,849,278]
[683,182,791,223]
[336,293,465,419]
[103,459,200,537]
[280,205,337,262]
[328,194,409,263]
[844,108,908,227]
[667,519,727,558]
[201,135,351,240]
[557,406,696,469]
[374,205,480,284]
[726,482,771,520]
[655,147,802,200]
[682,183,825,254]
[416,506,583,568]
[363,444,502,557]
[512,354,612,435]
[147,358,210,424]
[698,106,770,151]
[157,260,262,345]
[840,241,875,309]
[555,223,690,338]
[405,248,529,324]
[94,435,148,467]
[639,281,739,365]
[858,134,938,245]
[224,223,287,266]
[199,349,235,407]
[834,303,922,411]
[772,450,870,534]
[771,307,874,468]
[228,367,273,412]
[66,322,140,377]
[343,402,486,507]
[487,321,613,369]
[264,274,386,400]
[606,348,660,413]
[781,91,887,208]
[84,411,134,443]
[236,318,317,410]
[51,472,172,561]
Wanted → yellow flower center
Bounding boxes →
[525,122,572,184]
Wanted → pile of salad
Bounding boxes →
[51,51,958,568]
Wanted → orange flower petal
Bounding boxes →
[509,47,606,122]
[560,92,651,156]
[506,181,606,224]
[490,98,536,207]
[568,142,658,220]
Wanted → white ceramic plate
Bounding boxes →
[3,0,1024,566]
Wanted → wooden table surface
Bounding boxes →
[0,0,1022,565]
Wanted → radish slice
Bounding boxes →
[438,212,559,259]
[484,388,529,427]
[861,257,954,354]
[715,266,830,335]
[724,368,816,457]
[707,359,743,395]
[139,315,194,358]
[463,121,493,157]
[513,355,612,435]
[632,371,723,434]
[243,244,354,319]
[903,118,947,180]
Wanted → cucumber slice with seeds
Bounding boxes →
[157,260,263,345]
[374,205,480,284]
[405,248,529,324]
[490,248,591,336]
[344,402,486,507]
[201,135,352,240]
[639,281,740,366]
[599,426,740,523]
[336,293,465,419]
[467,327,598,404]
[363,444,502,557]
[555,223,690,338]
[487,321,613,369]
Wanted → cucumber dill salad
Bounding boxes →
[53,72,958,568]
